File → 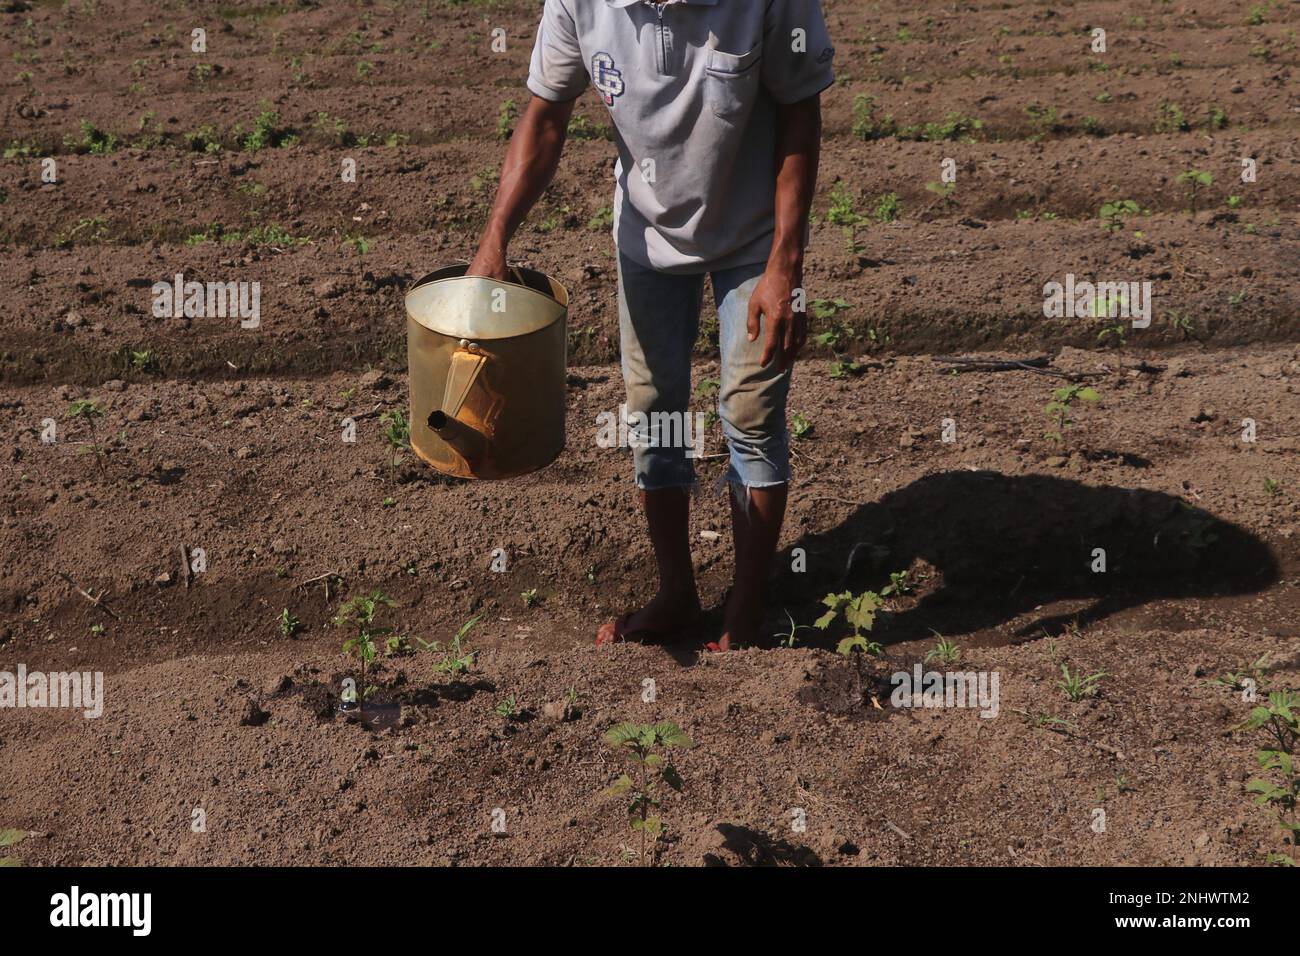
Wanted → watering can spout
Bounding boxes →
[427,409,489,464]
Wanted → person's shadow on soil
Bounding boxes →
[702,824,823,867]
[772,470,1281,648]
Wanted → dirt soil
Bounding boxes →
[1,0,1298,866]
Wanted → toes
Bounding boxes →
[595,616,626,647]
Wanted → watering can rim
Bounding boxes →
[405,264,569,341]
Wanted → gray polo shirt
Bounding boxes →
[527,0,834,274]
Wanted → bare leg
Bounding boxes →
[711,483,788,651]
[596,488,702,645]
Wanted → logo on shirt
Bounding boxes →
[591,52,625,106]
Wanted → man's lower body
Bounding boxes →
[596,251,791,651]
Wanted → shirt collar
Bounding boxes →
[605,0,718,7]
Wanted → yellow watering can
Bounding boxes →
[405,264,569,479]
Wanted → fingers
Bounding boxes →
[746,292,762,343]
[788,313,808,369]
[781,316,797,370]
[759,325,777,368]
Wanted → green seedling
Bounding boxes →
[1166,311,1197,340]
[694,377,720,400]
[1096,322,1127,348]
[521,588,540,608]
[826,181,867,255]
[811,297,849,321]
[829,358,865,379]
[0,828,28,867]
[791,412,813,440]
[1099,199,1140,232]
[1025,104,1061,139]
[567,114,612,141]
[1154,101,1189,133]
[334,590,397,710]
[64,119,117,155]
[495,694,519,719]
[1264,477,1280,497]
[1044,384,1099,443]
[241,108,285,152]
[414,614,481,675]
[1013,707,1078,733]
[874,192,900,223]
[496,98,518,141]
[1058,663,1106,701]
[925,180,957,214]
[903,113,982,142]
[850,94,897,141]
[816,590,883,657]
[379,409,410,480]
[604,722,691,866]
[385,634,411,656]
[1239,689,1299,865]
[277,608,301,639]
[881,569,916,598]
[775,609,815,648]
[66,399,107,477]
[1205,654,1271,692]
[1176,169,1212,216]
[925,636,961,665]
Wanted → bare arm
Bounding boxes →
[748,94,822,369]
[467,94,577,280]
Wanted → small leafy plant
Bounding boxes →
[775,609,815,648]
[925,636,961,665]
[277,608,301,639]
[495,694,519,720]
[816,590,883,657]
[604,722,691,866]
[66,399,107,477]
[379,409,410,480]
[521,588,539,608]
[415,614,481,675]
[1176,168,1212,216]
[1239,689,1299,865]
[1058,663,1106,701]
[1099,199,1140,232]
[334,590,396,710]
[881,569,916,598]
[791,412,813,440]
[829,357,865,379]
[1044,384,1100,443]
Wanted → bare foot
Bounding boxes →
[706,586,763,652]
[595,589,702,646]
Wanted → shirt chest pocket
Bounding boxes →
[704,44,762,124]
